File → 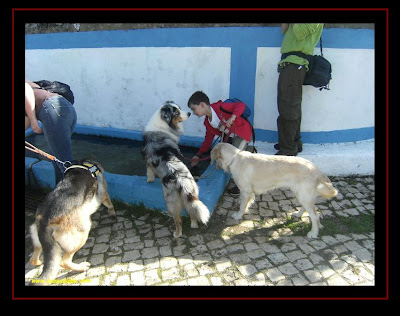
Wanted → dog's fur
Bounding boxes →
[211,143,338,238]
[29,159,115,285]
[142,101,210,238]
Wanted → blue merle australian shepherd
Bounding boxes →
[142,101,210,238]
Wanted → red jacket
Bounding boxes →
[197,100,253,156]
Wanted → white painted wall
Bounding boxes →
[25,42,374,141]
[25,47,231,137]
[254,47,374,132]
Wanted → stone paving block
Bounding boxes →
[278,263,299,276]
[216,260,232,272]
[130,271,146,285]
[304,269,324,283]
[229,253,251,265]
[92,243,109,254]
[267,252,289,265]
[162,267,181,281]
[352,248,372,262]
[122,250,141,262]
[141,247,160,259]
[285,250,307,262]
[207,239,226,250]
[144,269,161,285]
[238,264,258,276]
[160,257,178,270]
[188,276,210,285]
[327,274,350,285]
[344,240,363,251]
[182,263,199,277]
[128,260,144,272]
[266,267,285,282]
[294,259,314,271]
[247,248,266,259]
[116,274,130,285]
[210,276,224,285]
[260,243,281,254]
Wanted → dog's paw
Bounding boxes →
[29,258,43,266]
[76,261,91,271]
[307,231,318,239]
[293,209,305,218]
[147,177,155,183]
[173,231,182,239]
[108,207,116,217]
[191,220,199,229]
[231,212,243,220]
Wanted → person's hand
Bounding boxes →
[190,155,200,167]
[225,115,236,128]
[30,119,43,134]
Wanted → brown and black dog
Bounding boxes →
[29,159,115,285]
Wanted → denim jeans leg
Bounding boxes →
[38,96,77,183]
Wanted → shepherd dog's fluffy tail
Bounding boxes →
[316,173,338,199]
[30,223,62,285]
[175,168,210,225]
[185,197,210,225]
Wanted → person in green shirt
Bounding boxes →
[275,23,324,156]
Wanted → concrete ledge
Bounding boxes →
[255,139,374,176]
[25,157,230,216]
[25,124,373,217]
[25,157,55,189]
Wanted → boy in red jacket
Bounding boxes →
[187,91,253,195]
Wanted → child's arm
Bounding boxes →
[191,126,217,167]
[223,100,246,123]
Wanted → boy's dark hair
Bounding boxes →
[187,91,210,107]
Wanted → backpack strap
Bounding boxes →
[219,105,256,150]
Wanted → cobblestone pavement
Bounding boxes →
[25,176,374,286]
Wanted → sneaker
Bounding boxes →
[274,143,302,153]
[228,186,240,196]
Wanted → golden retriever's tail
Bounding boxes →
[316,173,338,198]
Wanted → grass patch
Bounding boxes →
[111,199,168,222]
[281,213,374,236]
[321,213,374,235]
[285,217,312,236]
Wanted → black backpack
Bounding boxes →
[303,55,332,90]
[281,37,332,91]
[33,80,75,104]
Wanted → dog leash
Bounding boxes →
[25,141,72,168]
[188,121,234,163]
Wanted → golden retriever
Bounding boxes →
[210,143,338,238]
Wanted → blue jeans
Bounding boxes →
[38,96,77,183]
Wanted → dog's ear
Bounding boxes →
[210,148,216,164]
[160,104,172,122]
[210,144,221,165]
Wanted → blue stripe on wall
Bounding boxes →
[255,126,374,144]
[27,125,374,144]
[25,27,374,50]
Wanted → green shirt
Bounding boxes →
[279,23,324,69]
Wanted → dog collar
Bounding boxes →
[64,162,100,178]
